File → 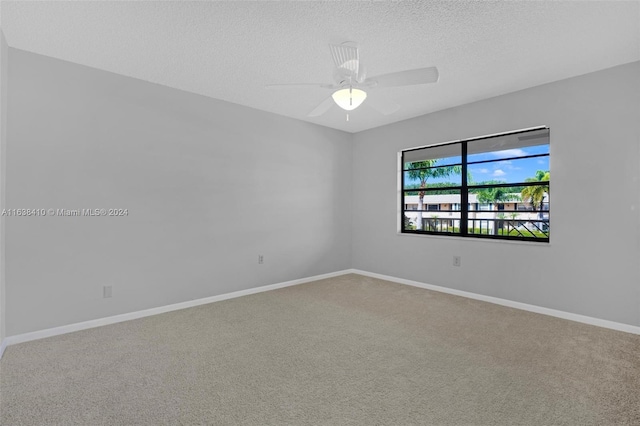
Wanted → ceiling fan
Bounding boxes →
[266,41,439,118]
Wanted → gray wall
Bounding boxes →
[0,31,7,342]
[6,49,352,335]
[5,48,639,337]
[352,61,640,327]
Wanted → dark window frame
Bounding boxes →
[400,127,550,243]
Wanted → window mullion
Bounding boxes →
[460,141,468,236]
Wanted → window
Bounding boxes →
[400,127,550,242]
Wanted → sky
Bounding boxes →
[405,144,550,186]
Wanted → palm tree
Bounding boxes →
[406,160,461,230]
[521,170,550,220]
[477,187,520,235]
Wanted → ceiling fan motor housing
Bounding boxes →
[330,42,366,84]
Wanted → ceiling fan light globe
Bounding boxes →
[332,88,367,111]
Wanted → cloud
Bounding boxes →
[473,168,489,174]
[490,149,527,159]
[497,160,521,171]
[492,169,506,177]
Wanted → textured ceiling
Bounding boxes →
[1,1,639,133]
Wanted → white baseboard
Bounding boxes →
[351,269,640,336]
[1,269,352,355]
[0,338,7,358]
[2,267,638,359]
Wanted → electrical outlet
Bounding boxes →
[103,285,112,298]
[453,256,461,267]
[258,255,264,264]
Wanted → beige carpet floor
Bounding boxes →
[1,274,639,425]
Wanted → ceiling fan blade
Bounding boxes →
[265,83,335,89]
[366,96,400,116]
[367,66,439,88]
[308,96,334,117]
